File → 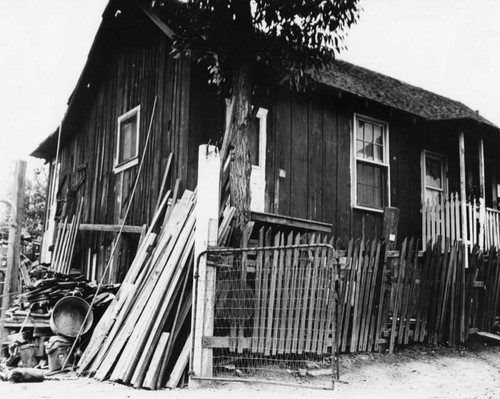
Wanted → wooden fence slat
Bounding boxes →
[338,239,354,353]
[341,239,359,353]
[359,240,376,351]
[288,233,301,354]
[350,240,366,352]
[365,242,382,351]
[264,232,281,356]
[389,238,407,354]
[251,227,265,353]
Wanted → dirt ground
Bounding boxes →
[2,339,500,399]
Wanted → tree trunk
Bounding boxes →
[229,63,254,242]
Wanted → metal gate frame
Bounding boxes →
[190,243,343,390]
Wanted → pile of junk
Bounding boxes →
[1,263,118,380]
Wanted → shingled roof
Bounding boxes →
[312,60,497,128]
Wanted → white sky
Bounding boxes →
[0,0,499,173]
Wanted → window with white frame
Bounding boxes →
[115,105,140,173]
[353,114,389,211]
[421,150,447,204]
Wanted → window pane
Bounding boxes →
[365,123,374,143]
[374,125,383,145]
[357,139,365,158]
[374,144,383,162]
[425,156,443,189]
[365,142,374,160]
[357,120,364,140]
[119,116,137,164]
[357,162,385,209]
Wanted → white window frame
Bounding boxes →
[421,150,448,205]
[114,105,140,173]
[351,113,390,213]
[250,107,268,212]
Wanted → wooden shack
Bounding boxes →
[32,0,500,282]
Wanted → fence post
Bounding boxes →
[0,160,27,350]
[191,145,220,386]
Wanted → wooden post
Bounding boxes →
[191,145,220,386]
[479,138,486,248]
[0,160,27,348]
[382,207,399,250]
[459,133,468,265]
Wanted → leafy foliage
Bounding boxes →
[23,165,47,242]
[153,0,361,93]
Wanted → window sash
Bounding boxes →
[115,105,140,173]
[353,114,389,210]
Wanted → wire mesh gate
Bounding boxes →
[193,243,339,389]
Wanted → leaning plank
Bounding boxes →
[112,215,195,383]
[91,192,195,379]
[165,334,191,389]
[142,332,170,390]
[129,232,194,387]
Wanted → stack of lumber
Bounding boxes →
[77,190,196,389]
[51,199,84,274]
[5,274,117,327]
[78,189,235,389]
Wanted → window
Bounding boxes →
[249,108,267,212]
[421,151,447,204]
[115,105,140,173]
[353,115,389,211]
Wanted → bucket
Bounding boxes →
[18,343,37,367]
[45,336,74,371]
[50,296,94,337]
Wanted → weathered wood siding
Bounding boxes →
[53,12,221,280]
[267,88,424,241]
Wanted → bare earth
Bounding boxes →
[2,341,500,399]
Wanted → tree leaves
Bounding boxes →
[152,0,361,92]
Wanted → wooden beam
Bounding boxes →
[79,224,144,234]
[250,211,332,233]
[191,145,220,386]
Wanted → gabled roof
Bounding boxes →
[31,1,499,160]
[312,60,497,128]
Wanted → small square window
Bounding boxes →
[115,105,140,173]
